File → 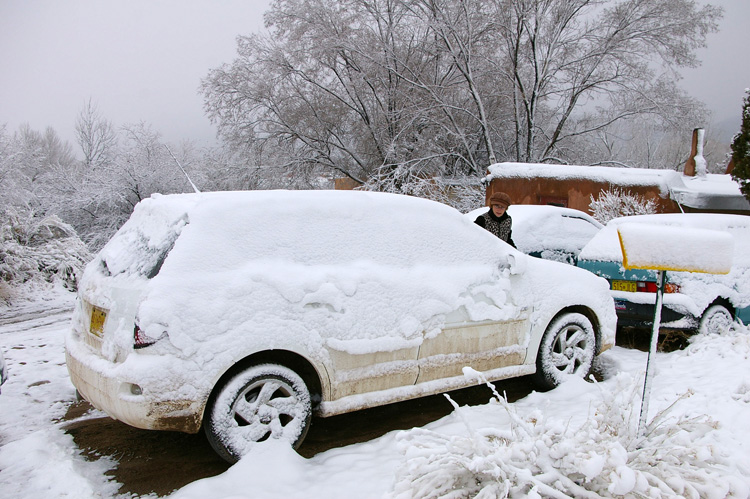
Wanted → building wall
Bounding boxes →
[334,177,361,190]
[486,177,680,215]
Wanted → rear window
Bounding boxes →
[97,211,188,279]
[514,212,600,255]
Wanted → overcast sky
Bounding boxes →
[0,0,270,148]
[1,0,748,154]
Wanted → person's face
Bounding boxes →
[491,204,507,217]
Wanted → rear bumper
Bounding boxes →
[614,299,696,330]
[65,333,204,433]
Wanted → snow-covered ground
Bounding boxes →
[1,292,750,498]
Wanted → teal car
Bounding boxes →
[577,213,750,334]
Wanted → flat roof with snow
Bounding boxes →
[485,162,750,212]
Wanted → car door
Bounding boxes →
[415,254,533,384]
[325,345,421,399]
[415,313,531,383]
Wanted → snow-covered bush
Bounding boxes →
[360,165,484,213]
[0,208,91,303]
[390,371,747,498]
[589,188,658,224]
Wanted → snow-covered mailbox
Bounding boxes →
[617,223,733,434]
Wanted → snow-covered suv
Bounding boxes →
[66,190,616,462]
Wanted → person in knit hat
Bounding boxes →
[474,192,516,248]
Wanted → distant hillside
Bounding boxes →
[713,114,742,144]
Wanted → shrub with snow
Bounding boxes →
[359,167,485,214]
[589,188,658,225]
[390,370,747,499]
[0,208,91,303]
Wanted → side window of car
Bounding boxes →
[561,216,601,246]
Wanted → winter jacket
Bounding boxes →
[475,210,516,248]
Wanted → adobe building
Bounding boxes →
[485,129,750,216]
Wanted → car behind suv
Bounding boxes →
[467,205,603,265]
[577,213,750,334]
[66,190,616,462]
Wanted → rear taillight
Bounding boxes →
[635,281,680,293]
[134,325,158,349]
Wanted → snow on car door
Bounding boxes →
[415,310,531,383]
[414,260,533,384]
[325,344,421,399]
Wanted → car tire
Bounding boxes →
[698,304,734,336]
[533,312,596,390]
[204,364,312,463]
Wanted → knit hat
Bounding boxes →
[489,192,512,208]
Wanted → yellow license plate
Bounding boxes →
[90,306,107,337]
[611,280,637,292]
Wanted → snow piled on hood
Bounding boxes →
[466,205,602,258]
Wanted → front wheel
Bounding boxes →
[533,313,596,390]
[204,364,312,463]
[698,304,734,336]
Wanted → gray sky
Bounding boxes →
[680,0,750,139]
[0,0,270,148]
[1,0,748,153]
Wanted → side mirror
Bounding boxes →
[505,252,526,275]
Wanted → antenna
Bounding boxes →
[164,144,201,193]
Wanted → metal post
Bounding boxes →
[638,270,665,437]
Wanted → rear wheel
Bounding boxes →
[204,364,312,463]
[698,304,733,335]
[534,313,596,390]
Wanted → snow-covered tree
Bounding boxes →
[75,99,117,169]
[0,125,21,207]
[0,207,91,304]
[497,0,721,164]
[0,124,78,229]
[731,89,750,201]
[202,0,721,190]
[70,122,202,249]
[2,117,209,252]
[202,0,479,189]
